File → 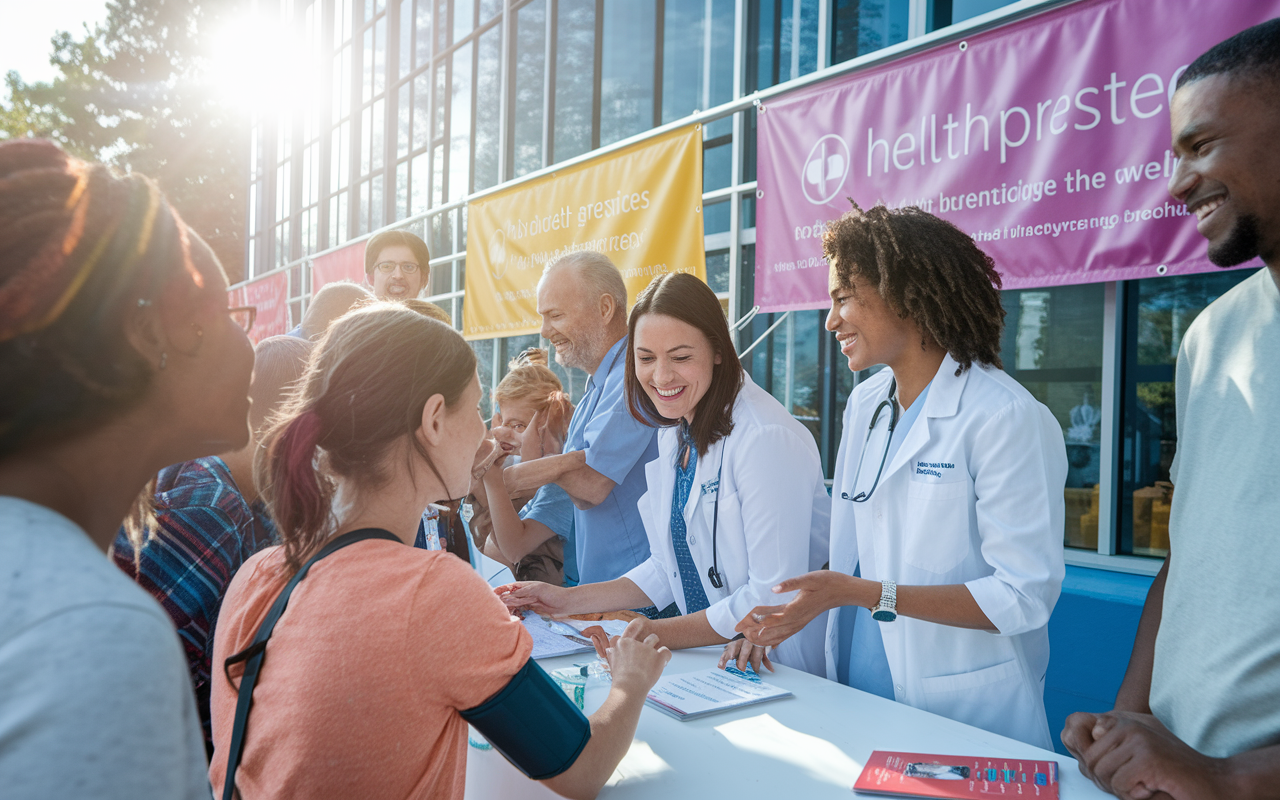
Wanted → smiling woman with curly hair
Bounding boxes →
[735,201,1069,751]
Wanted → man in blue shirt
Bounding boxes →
[504,251,657,585]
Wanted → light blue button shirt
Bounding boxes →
[564,336,658,584]
[520,483,579,586]
[838,381,931,697]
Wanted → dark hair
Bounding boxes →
[625,272,743,457]
[1177,18,1280,91]
[0,139,207,457]
[257,303,476,573]
[364,229,431,278]
[823,202,1004,375]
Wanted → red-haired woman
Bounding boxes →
[0,140,254,797]
[209,304,669,800]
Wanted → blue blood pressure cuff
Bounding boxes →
[460,658,592,780]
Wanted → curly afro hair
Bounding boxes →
[822,201,1005,375]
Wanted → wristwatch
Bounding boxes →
[871,580,898,622]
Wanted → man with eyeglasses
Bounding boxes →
[364,230,431,300]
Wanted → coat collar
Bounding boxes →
[881,353,970,480]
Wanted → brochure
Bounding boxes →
[645,668,792,721]
[522,615,595,659]
[853,751,1059,799]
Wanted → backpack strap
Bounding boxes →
[220,528,400,800]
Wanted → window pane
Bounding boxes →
[363,27,374,104]
[831,0,909,64]
[706,248,730,293]
[600,0,655,146]
[704,200,730,235]
[704,138,731,191]
[397,84,411,158]
[454,0,474,42]
[1000,284,1104,551]
[480,0,501,23]
[554,0,595,162]
[1118,270,1253,558]
[662,0,704,123]
[514,0,547,177]
[396,160,409,218]
[415,0,432,67]
[371,97,385,171]
[371,173,384,229]
[474,24,503,191]
[374,16,386,95]
[411,151,430,215]
[413,70,431,151]
[449,43,473,202]
[399,0,412,78]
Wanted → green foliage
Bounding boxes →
[1,1,248,282]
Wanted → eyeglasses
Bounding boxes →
[842,378,899,503]
[374,260,421,275]
[229,306,257,333]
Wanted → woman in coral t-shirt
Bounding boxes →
[209,304,669,800]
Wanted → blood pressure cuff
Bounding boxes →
[460,657,592,780]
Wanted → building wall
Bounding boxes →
[240,0,1253,744]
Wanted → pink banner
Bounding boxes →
[312,242,367,292]
[228,271,290,344]
[754,0,1276,312]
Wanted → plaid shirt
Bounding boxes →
[113,456,277,750]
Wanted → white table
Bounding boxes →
[464,646,1112,799]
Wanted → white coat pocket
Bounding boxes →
[903,479,970,574]
[919,658,1042,747]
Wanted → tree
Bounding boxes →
[1,0,249,282]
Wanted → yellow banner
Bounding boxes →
[463,125,706,340]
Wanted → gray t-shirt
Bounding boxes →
[0,497,209,799]
[1150,267,1280,758]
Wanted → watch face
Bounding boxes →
[872,608,897,622]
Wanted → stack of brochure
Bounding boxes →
[645,668,792,721]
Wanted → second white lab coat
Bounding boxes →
[624,374,831,676]
[826,355,1067,749]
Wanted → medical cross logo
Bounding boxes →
[801,134,850,205]
[488,229,508,280]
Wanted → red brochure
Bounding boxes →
[853,751,1060,799]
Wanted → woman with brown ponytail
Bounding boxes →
[0,140,254,798]
[208,304,670,800]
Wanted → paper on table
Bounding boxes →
[646,668,792,720]
[523,615,595,659]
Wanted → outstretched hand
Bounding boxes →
[494,580,571,617]
[734,570,849,647]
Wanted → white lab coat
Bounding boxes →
[624,375,831,676]
[826,355,1067,749]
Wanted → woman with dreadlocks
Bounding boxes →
[735,203,1067,749]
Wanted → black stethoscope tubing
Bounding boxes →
[841,378,899,504]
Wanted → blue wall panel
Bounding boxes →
[1044,565,1154,755]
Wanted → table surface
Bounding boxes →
[463,646,1113,799]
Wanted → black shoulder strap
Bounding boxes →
[220,528,400,800]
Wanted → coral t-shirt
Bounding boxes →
[209,539,531,800]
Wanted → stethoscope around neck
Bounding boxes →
[678,424,727,590]
[840,378,899,504]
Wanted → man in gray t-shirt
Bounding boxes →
[1062,19,1280,799]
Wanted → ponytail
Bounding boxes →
[262,408,333,573]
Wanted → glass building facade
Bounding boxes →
[239,0,1256,574]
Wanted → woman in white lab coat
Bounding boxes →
[736,203,1067,749]
[498,272,831,675]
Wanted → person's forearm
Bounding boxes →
[504,452,586,496]
[1114,557,1167,713]
[645,610,728,650]
[840,576,996,631]
[555,463,616,510]
[560,578,652,616]
[1221,744,1280,799]
[485,470,554,563]
[544,682,648,799]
